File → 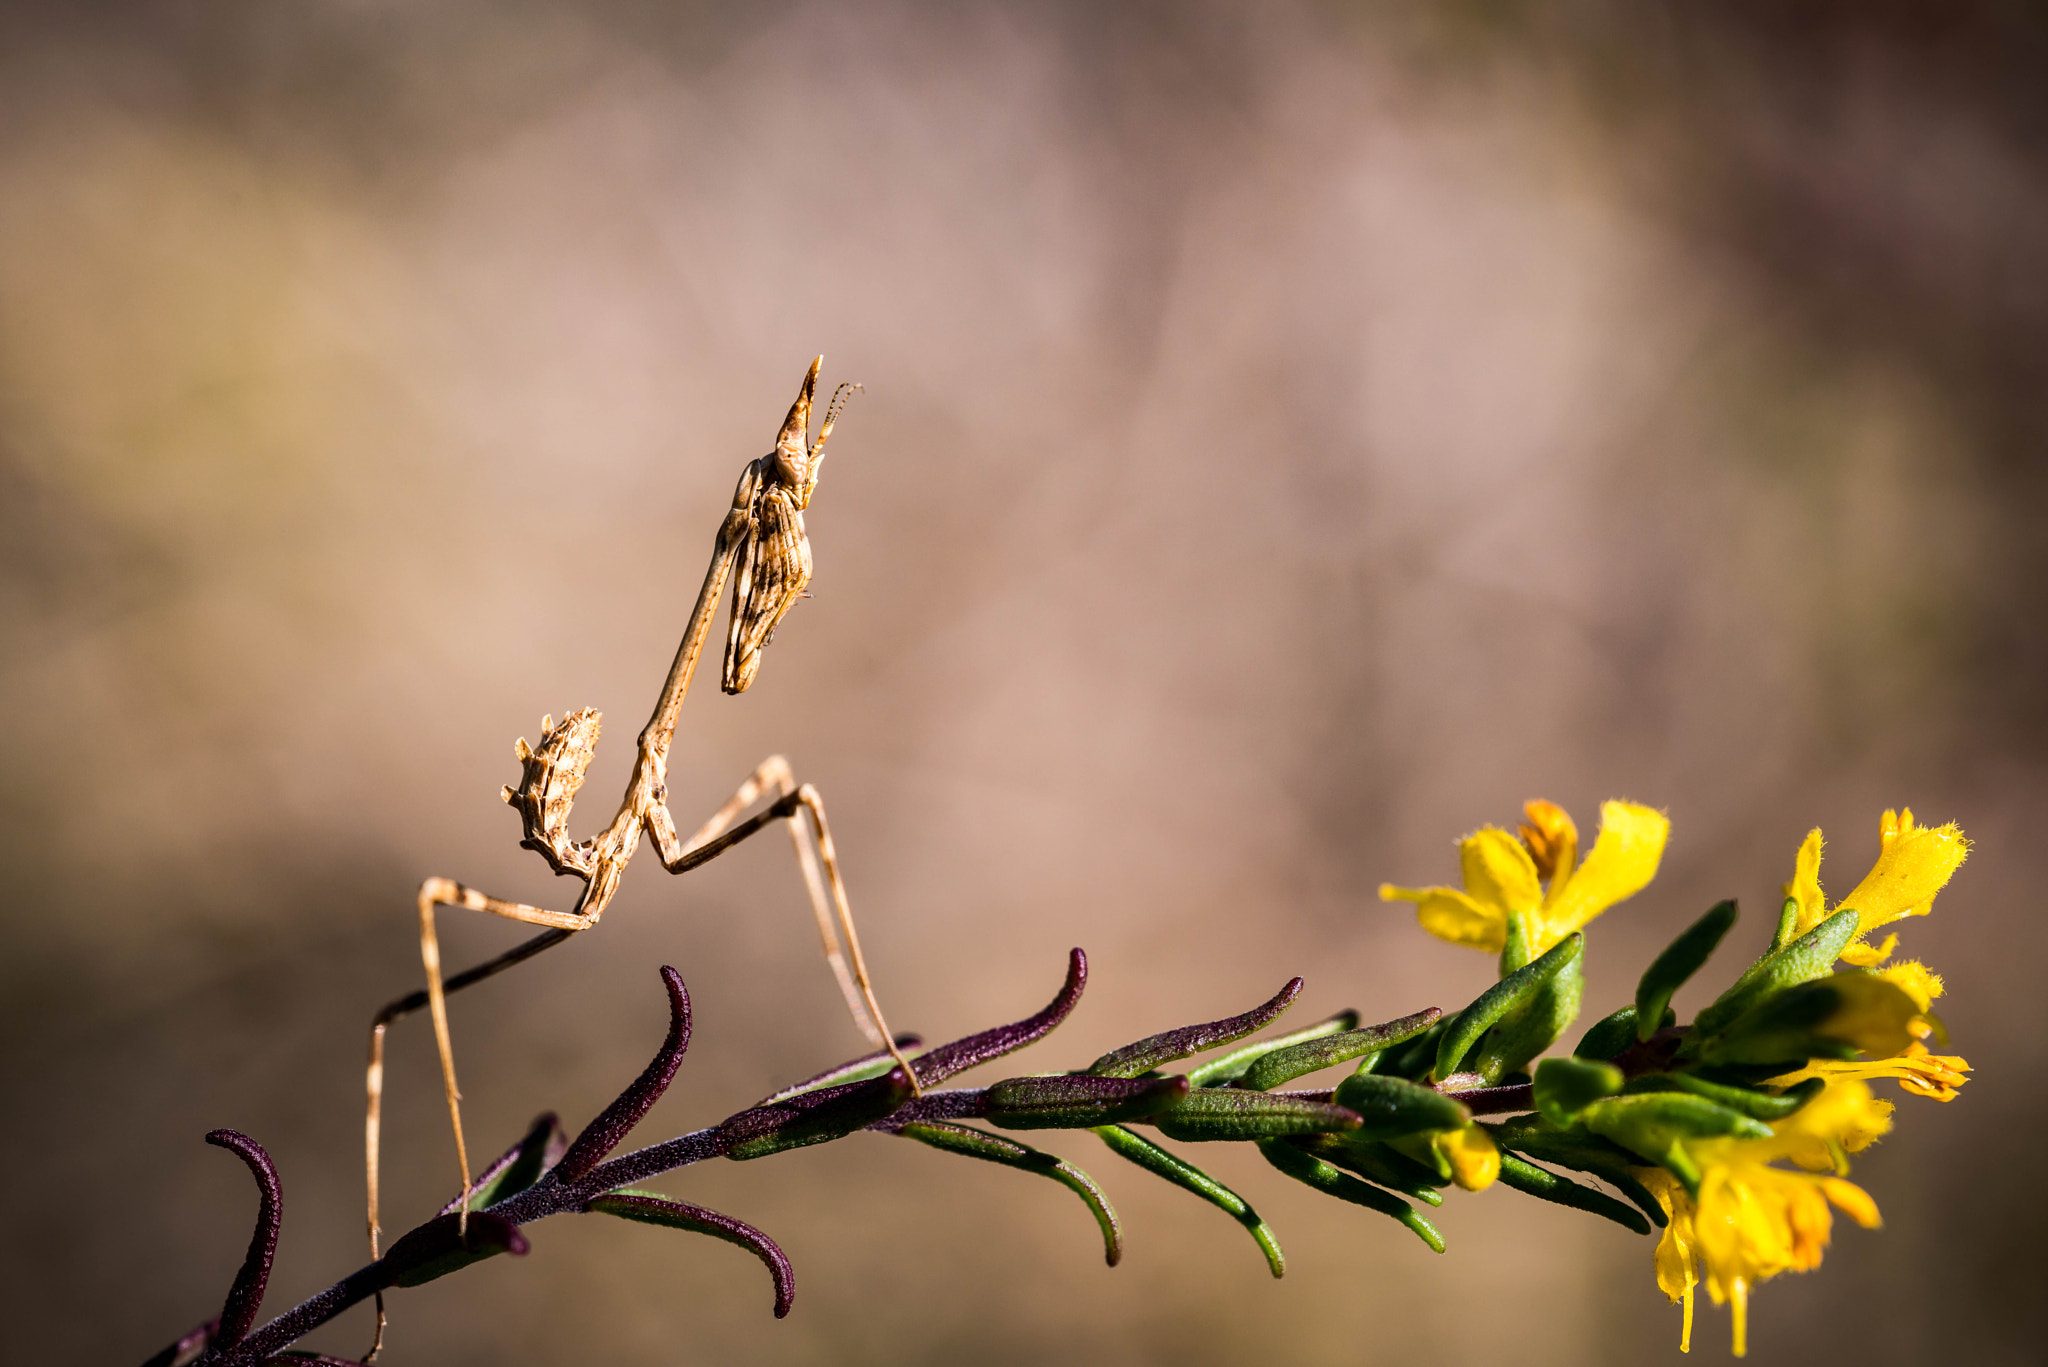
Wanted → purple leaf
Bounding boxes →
[204,1131,281,1349]
[556,968,691,1183]
[910,949,1088,1087]
[718,1068,917,1160]
[381,1212,529,1288]
[588,1192,795,1318]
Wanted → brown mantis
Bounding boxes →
[361,358,918,1351]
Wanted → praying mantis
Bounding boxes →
[361,357,918,1351]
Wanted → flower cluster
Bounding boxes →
[1382,800,1970,1355]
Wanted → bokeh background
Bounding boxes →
[3,3,2043,1363]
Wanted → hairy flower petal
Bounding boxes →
[1539,801,1669,948]
[1832,810,1968,936]
[1379,884,1506,952]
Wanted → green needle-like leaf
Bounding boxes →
[1495,1152,1651,1234]
[1256,1139,1444,1252]
[1770,896,1800,952]
[1182,1010,1362,1088]
[1435,934,1584,1080]
[1331,1072,1470,1141]
[1241,1009,1442,1092]
[1580,1091,1772,1168]
[1625,1072,1824,1120]
[985,1074,1188,1129]
[1148,1088,1362,1143]
[1472,950,1585,1083]
[1484,1117,1667,1228]
[1636,900,1739,1042]
[1088,979,1302,1078]
[1092,1125,1285,1277]
[1293,1133,1446,1205]
[895,1122,1122,1266]
[1689,908,1859,1044]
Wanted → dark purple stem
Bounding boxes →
[867,1088,999,1128]
[139,1318,214,1367]
[214,1264,392,1367]
[202,1131,281,1351]
[1611,1026,1686,1079]
[1442,1082,1536,1116]
[555,967,691,1183]
[436,1113,567,1218]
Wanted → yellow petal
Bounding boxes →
[1434,1124,1500,1192]
[1838,933,1898,967]
[1769,1047,1968,1105]
[1640,1167,1700,1354]
[1519,799,1579,889]
[1379,884,1506,952]
[1538,800,1670,947]
[1875,960,1944,1012]
[1786,828,1827,935]
[1812,974,1920,1058]
[1820,1177,1882,1230]
[1774,1078,1894,1156]
[1458,827,1544,917]
[1834,812,1968,935]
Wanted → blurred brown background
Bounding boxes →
[2,3,2043,1363]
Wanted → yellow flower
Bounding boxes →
[1380,799,1669,957]
[1432,1124,1500,1192]
[1640,1082,1890,1356]
[1777,808,1972,1099]
[1785,808,1968,954]
[1773,1041,1971,1104]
